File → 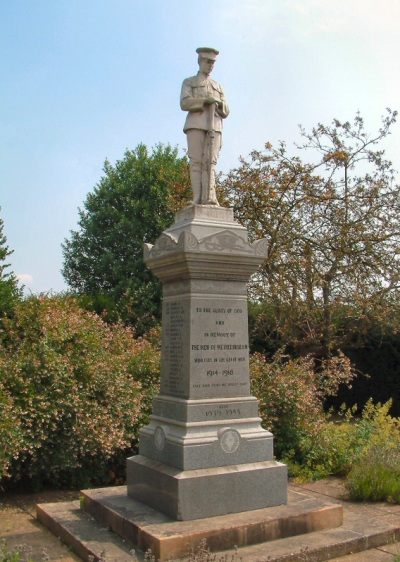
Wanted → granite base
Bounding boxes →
[127,455,287,521]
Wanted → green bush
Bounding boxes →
[347,446,400,502]
[345,401,400,503]
[283,405,371,481]
[0,384,21,478]
[283,399,400,503]
[250,350,354,458]
[0,294,160,490]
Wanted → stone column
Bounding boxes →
[127,206,287,521]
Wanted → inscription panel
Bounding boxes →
[189,297,250,399]
[161,299,189,397]
[160,295,251,399]
[152,396,260,423]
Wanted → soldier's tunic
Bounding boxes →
[180,72,229,204]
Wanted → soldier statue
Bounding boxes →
[180,47,230,206]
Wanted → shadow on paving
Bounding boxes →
[0,489,81,562]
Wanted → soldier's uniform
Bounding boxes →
[180,48,229,205]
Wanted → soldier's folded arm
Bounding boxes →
[180,96,207,112]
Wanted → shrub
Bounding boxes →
[347,445,400,503]
[284,405,371,481]
[0,385,21,480]
[250,350,354,458]
[284,398,400,500]
[346,401,400,503]
[0,294,160,490]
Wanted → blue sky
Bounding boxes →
[1,0,399,293]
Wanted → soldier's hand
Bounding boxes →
[205,97,220,106]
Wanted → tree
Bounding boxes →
[0,209,22,317]
[219,110,400,353]
[62,143,191,333]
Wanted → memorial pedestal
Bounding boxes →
[127,205,287,520]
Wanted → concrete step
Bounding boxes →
[35,495,400,562]
[35,482,400,562]
[220,510,400,561]
[36,500,137,562]
[76,485,342,560]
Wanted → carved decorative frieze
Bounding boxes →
[144,229,268,261]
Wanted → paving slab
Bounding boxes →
[0,504,80,562]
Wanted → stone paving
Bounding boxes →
[0,478,399,561]
[292,478,400,562]
[0,489,81,562]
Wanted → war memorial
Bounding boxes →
[37,47,346,561]
[124,46,288,521]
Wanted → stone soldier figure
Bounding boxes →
[180,47,229,205]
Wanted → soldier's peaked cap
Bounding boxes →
[196,47,219,59]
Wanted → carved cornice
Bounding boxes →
[144,229,268,262]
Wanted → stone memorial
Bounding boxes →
[37,48,345,562]
[126,47,287,521]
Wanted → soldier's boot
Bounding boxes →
[204,168,219,206]
[188,170,202,205]
[201,169,210,204]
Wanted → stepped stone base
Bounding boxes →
[37,485,343,562]
[127,456,287,520]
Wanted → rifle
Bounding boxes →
[206,101,218,204]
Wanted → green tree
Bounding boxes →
[0,210,22,317]
[220,110,400,353]
[62,143,190,333]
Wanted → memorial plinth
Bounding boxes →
[127,205,287,520]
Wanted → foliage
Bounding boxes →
[0,540,39,562]
[0,294,160,490]
[285,400,400,502]
[220,110,400,354]
[347,443,400,503]
[250,350,355,458]
[0,384,21,478]
[346,401,400,503]
[62,143,191,333]
[0,210,22,319]
[284,405,367,481]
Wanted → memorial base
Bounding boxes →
[127,205,288,521]
[36,484,344,562]
[127,455,287,521]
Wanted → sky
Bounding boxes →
[1,0,400,294]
